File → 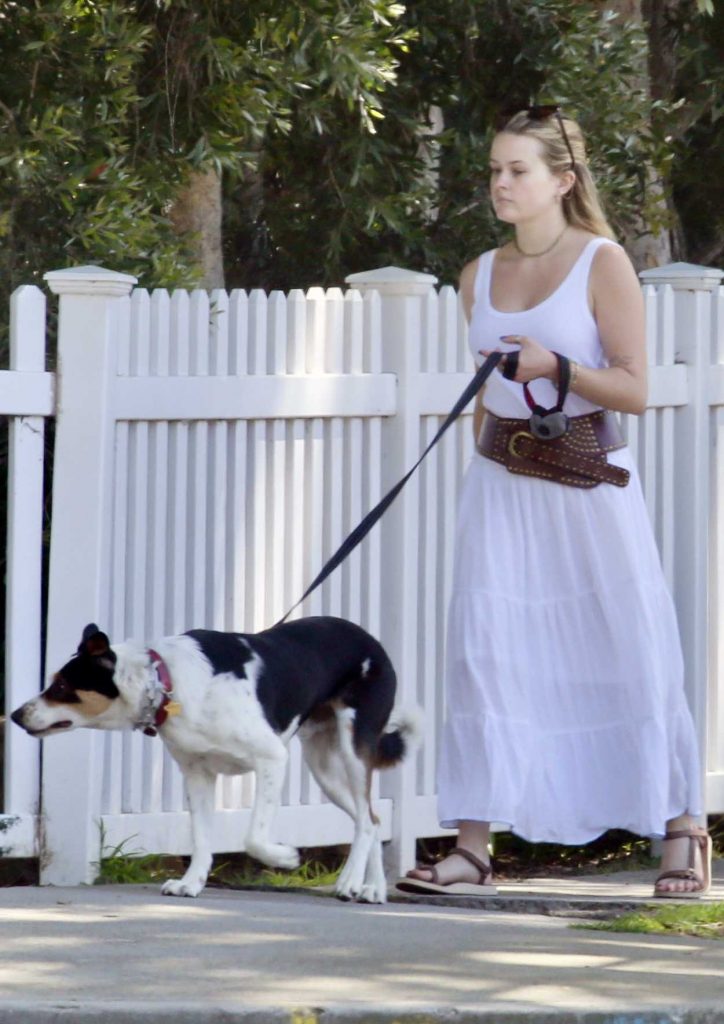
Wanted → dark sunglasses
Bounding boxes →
[496,104,576,171]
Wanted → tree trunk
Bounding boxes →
[625,176,673,272]
[417,104,445,222]
[169,165,224,289]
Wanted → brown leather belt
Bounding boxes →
[477,409,630,489]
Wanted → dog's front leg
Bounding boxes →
[162,765,216,897]
[245,753,300,870]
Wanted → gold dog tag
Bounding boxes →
[165,701,183,717]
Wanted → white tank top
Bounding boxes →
[470,236,620,418]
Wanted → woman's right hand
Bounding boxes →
[479,335,558,384]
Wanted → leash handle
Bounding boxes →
[277,351,504,624]
[523,352,570,414]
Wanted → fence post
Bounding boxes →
[4,286,50,843]
[40,265,136,885]
[639,261,724,818]
[346,265,438,878]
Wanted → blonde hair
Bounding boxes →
[499,111,616,240]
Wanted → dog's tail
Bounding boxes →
[373,707,423,768]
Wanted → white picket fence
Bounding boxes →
[2,260,723,885]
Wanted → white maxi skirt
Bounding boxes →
[437,447,702,843]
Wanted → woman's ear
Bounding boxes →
[559,169,576,198]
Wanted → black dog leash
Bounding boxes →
[277,351,504,624]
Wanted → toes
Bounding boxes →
[405,867,433,882]
[655,879,696,895]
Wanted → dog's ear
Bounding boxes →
[78,624,111,658]
[81,623,100,643]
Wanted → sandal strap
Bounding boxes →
[449,846,492,883]
[663,828,708,843]
[655,869,701,884]
[661,829,709,871]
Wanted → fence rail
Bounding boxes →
[2,260,723,882]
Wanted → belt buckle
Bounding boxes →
[508,430,533,459]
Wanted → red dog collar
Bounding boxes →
[144,649,180,736]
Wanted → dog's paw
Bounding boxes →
[161,877,204,898]
[247,842,300,871]
[335,878,385,904]
[358,881,387,904]
[335,863,365,902]
[336,841,386,903]
[335,877,363,902]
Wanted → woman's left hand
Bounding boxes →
[480,335,558,384]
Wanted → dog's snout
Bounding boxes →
[10,706,26,727]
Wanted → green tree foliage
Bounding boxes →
[0,0,719,304]
[0,0,409,308]
[226,0,682,290]
[0,1,191,298]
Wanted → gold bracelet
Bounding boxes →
[569,360,580,391]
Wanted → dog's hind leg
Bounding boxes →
[331,707,386,904]
[244,749,300,870]
[298,716,356,818]
[162,765,216,898]
[299,712,382,901]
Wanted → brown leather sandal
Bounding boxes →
[653,827,712,899]
[396,846,497,896]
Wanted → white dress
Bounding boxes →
[437,237,702,843]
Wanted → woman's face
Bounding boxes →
[489,132,565,225]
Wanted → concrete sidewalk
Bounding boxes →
[1,864,722,1023]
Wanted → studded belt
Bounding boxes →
[476,409,630,489]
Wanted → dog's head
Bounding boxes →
[11,624,121,738]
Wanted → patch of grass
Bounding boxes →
[576,902,724,940]
[710,815,724,857]
[93,827,344,890]
[213,859,340,890]
[94,833,180,886]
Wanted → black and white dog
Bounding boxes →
[12,617,419,903]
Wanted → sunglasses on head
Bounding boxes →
[496,104,576,171]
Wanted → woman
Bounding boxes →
[399,108,710,898]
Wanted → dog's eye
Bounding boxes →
[45,678,77,703]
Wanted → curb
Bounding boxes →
[1,1004,724,1023]
[388,891,652,917]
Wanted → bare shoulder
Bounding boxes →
[590,240,639,286]
[459,256,481,321]
[459,256,480,289]
[590,240,641,310]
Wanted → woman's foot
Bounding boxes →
[406,847,493,887]
[396,846,496,895]
[654,826,712,898]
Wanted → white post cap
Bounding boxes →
[44,265,137,297]
[639,262,724,292]
[345,266,438,296]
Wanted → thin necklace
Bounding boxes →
[513,225,568,258]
